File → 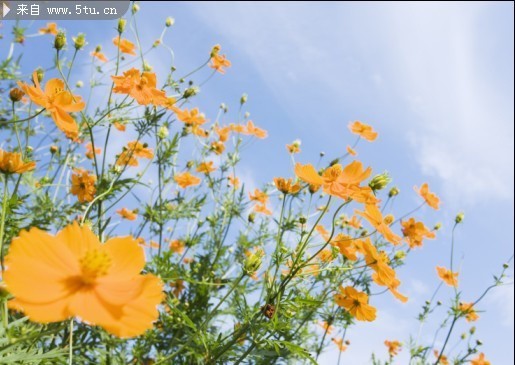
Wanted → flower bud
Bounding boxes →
[9,88,25,102]
[54,31,67,50]
[73,33,86,50]
[76,80,84,88]
[118,18,127,34]
[143,62,153,72]
[244,112,250,119]
[50,145,59,154]
[165,17,175,27]
[240,93,248,105]
[248,213,256,223]
[299,216,307,224]
[157,126,169,139]
[394,250,406,260]
[437,301,442,306]
[388,186,400,197]
[434,222,442,231]
[244,248,264,275]
[132,3,140,13]
[369,172,391,191]
[186,160,194,169]
[383,214,394,225]
[455,212,464,224]
[36,68,45,83]
[183,86,199,99]
[503,263,509,269]
[320,151,325,157]
[470,326,476,335]
[210,44,221,58]
[476,340,483,346]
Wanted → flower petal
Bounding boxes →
[103,236,145,279]
[57,221,101,258]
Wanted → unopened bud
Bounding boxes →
[455,212,464,224]
[244,112,250,119]
[183,86,199,99]
[434,222,442,231]
[76,80,83,88]
[476,340,483,346]
[118,18,127,34]
[50,145,59,154]
[394,250,406,260]
[132,3,140,13]
[210,44,221,58]
[369,172,391,191]
[166,17,175,27]
[244,248,264,275]
[470,326,476,335]
[9,88,25,102]
[157,126,169,139]
[240,93,248,105]
[36,68,45,82]
[248,213,256,223]
[299,216,307,224]
[503,263,509,269]
[54,31,67,50]
[73,33,86,50]
[143,62,153,72]
[388,186,400,197]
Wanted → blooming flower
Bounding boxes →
[116,141,154,167]
[401,218,436,248]
[174,172,201,189]
[415,183,440,210]
[346,145,357,156]
[436,266,459,287]
[334,286,377,321]
[117,208,137,221]
[70,169,97,203]
[91,50,108,62]
[253,204,272,216]
[112,36,136,55]
[211,141,226,155]
[111,68,167,106]
[243,120,268,139]
[85,142,101,160]
[471,353,490,365]
[210,53,232,74]
[433,350,449,365]
[355,204,402,245]
[249,189,269,205]
[18,72,85,140]
[4,222,164,338]
[384,340,402,357]
[274,177,301,195]
[332,337,348,352]
[169,239,185,254]
[0,149,36,174]
[318,321,334,334]
[39,23,58,35]
[196,161,216,174]
[348,121,378,142]
[171,106,207,126]
[228,175,240,188]
[458,302,479,322]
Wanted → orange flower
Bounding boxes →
[211,141,226,155]
[116,141,154,167]
[0,149,36,174]
[471,353,490,365]
[415,183,440,210]
[401,218,435,248]
[356,204,402,245]
[384,340,401,357]
[348,121,378,142]
[254,204,272,216]
[332,337,348,352]
[436,266,458,287]
[112,36,136,55]
[113,121,127,131]
[19,72,85,140]
[91,50,108,62]
[286,141,301,154]
[334,286,376,321]
[4,222,163,338]
[210,53,232,74]
[85,142,101,160]
[112,68,167,106]
[458,302,479,322]
[331,234,359,261]
[249,189,269,205]
[433,350,449,365]
[174,172,201,189]
[171,106,206,126]
[117,208,137,221]
[169,239,185,254]
[215,125,232,142]
[229,123,246,134]
[196,161,216,174]
[318,321,334,334]
[295,161,371,201]
[228,175,240,188]
[346,145,357,156]
[39,23,58,35]
[243,121,268,139]
[346,215,362,229]
[70,169,97,203]
[361,239,396,286]
[274,177,301,195]
[317,249,334,263]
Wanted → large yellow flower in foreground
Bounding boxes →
[4,222,164,338]
[18,72,85,140]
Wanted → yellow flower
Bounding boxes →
[116,141,154,167]
[196,161,216,174]
[85,142,101,160]
[458,302,479,322]
[249,189,269,205]
[334,286,376,322]
[39,23,58,35]
[0,149,36,174]
[355,204,402,245]
[18,72,85,140]
[209,46,232,74]
[348,121,378,141]
[169,239,185,254]
[401,218,435,248]
[471,353,490,365]
[70,169,97,203]
[171,106,207,126]
[174,172,201,189]
[415,183,440,210]
[274,177,301,195]
[4,222,164,338]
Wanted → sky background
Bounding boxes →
[1,1,514,364]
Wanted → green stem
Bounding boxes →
[68,319,74,365]
[0,176,10,273]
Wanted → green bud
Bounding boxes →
[461,333,467,340]
[240,93,248,105]
[243,248,264,275]
[9,88,25,102]
[470,326,476,335]
[299,216,307,224]
[388,186,400,197]
[434,222,442,231]
[248,213,256,223]
[476,340,483,346]
[394,250,406,260]
[143,62,153,72]
[183,86,199,99]
[503,263,509,269]
[76,80,84,88]
[73,33,86,50]
[369,172,391,191]
[54,31,67,50]
[132,3,140,13]
[320,151,325,157]
[186,161,194,169]
[157,126,169,139]
[118,18,127,34]
[455,212,465,224]
[165,17,175,27]
[36,68,45,83]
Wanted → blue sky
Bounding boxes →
[2,2,514,364]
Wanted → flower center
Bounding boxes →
[79,249,112,284]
